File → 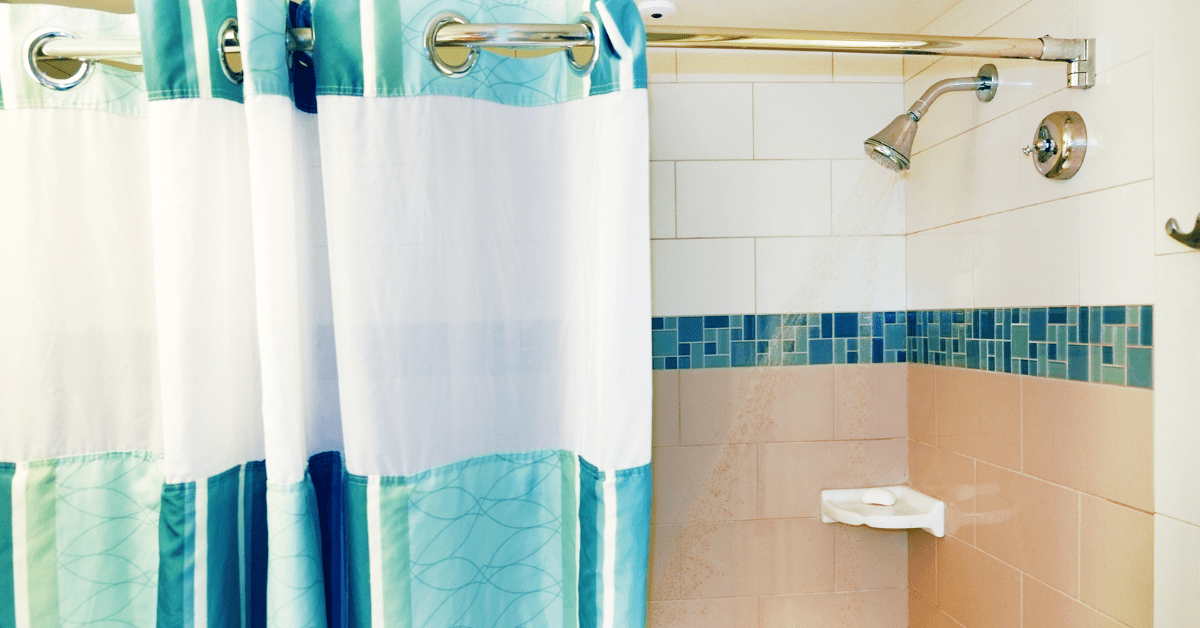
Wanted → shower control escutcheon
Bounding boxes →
[1023,111,1087,180]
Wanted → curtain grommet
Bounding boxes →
[424,12,480,78]
[566,13,599,77]
[24,29,95,91]
[217,17,244,85]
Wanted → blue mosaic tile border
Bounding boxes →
[652,311,910,370]
[651,305,1153,389]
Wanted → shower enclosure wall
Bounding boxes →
[647,0,1194,625]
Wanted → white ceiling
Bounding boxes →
[658,0,965,34]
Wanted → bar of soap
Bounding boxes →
[861,488,897,506]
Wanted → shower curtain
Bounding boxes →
[0,0,651,626]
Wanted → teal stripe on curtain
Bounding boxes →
[159,482,193,628]
[614,464,651,628]
[200,0,244,102]
[559,453,579,628]
[134,0,199,100]
[372,0,406,96]
[184,484,197,628]
[54,454,162,628]
[236,0,290,97]
[313,0,365,96]
[577,460,603,628]
[0,464,13,628]
[242,463,269,628]
[587,0,648,95]
[346,477,372,628]
[25,463,58,628]
[208,467,243,628]
[379,479,412,628]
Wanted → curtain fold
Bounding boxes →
[0,0,650,626]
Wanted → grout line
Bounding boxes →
[752,238,758,316]
[1019,373,1024,473]
[750,83,756,160]
[938,446,1154,515]
[906,177,1155,236]
[1078,492,1083,597]
[1019,571,1025,628]
[672,161,678,239]
[1156,512,1200,528]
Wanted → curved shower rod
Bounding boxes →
[11,0,1096,89]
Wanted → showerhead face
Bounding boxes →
[864,113,917,172]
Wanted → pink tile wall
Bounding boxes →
[908,364,1154,628]
[649,366,909,628]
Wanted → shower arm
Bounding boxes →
[906,75,992,122]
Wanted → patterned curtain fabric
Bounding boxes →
[0,1,651,626]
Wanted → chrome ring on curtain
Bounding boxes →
[566,12,600,76]
[23,29,94,90]
[423,12,480,78]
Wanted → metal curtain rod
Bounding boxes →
[30,21,1097,89]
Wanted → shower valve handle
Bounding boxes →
[1022,137,1057,160]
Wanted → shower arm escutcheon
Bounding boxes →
[907,65,999,123]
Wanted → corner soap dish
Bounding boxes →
[820,486,945,537]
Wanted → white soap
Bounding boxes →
[861,487,897,506]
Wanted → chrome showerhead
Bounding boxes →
[864,113,917,172]
[864,64,998,172]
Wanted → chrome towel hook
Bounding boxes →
[1166,216,1200,250]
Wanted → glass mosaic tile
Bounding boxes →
[649,307,1152,388]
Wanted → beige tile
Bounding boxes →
[909,441,975,542]
[652,239,756,317]
[937,536,1021,628]
[758,440,907,519]
[909,589,963,628]
[648,83,753,161]
[680,367,835,445]
[677,49,832,83]
[756,236,907,313]
[754,83,902,160]
[653,371,680,447]
[652,519,835,600]
[1023,377,1154,511]
[834,364,907,440]
[974,462,1080,595]
[650,524,680,600]
[647,597,758,628]
[835,525,907,591]
[833,53,904,82]
[647,49,676,83]
[1081,495,1154,628]
[1023,576,1125,628]
[909,529,937,601]
[908,364,936,445]
[935,369,1021,471]
[652,445,757,524]
[760,589,907,628]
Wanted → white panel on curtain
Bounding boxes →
[0,0,651,626]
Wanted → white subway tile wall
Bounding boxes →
[650,50,906,318]
[648,0,1200,620]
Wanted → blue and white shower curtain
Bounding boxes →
[0,0,651,626]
